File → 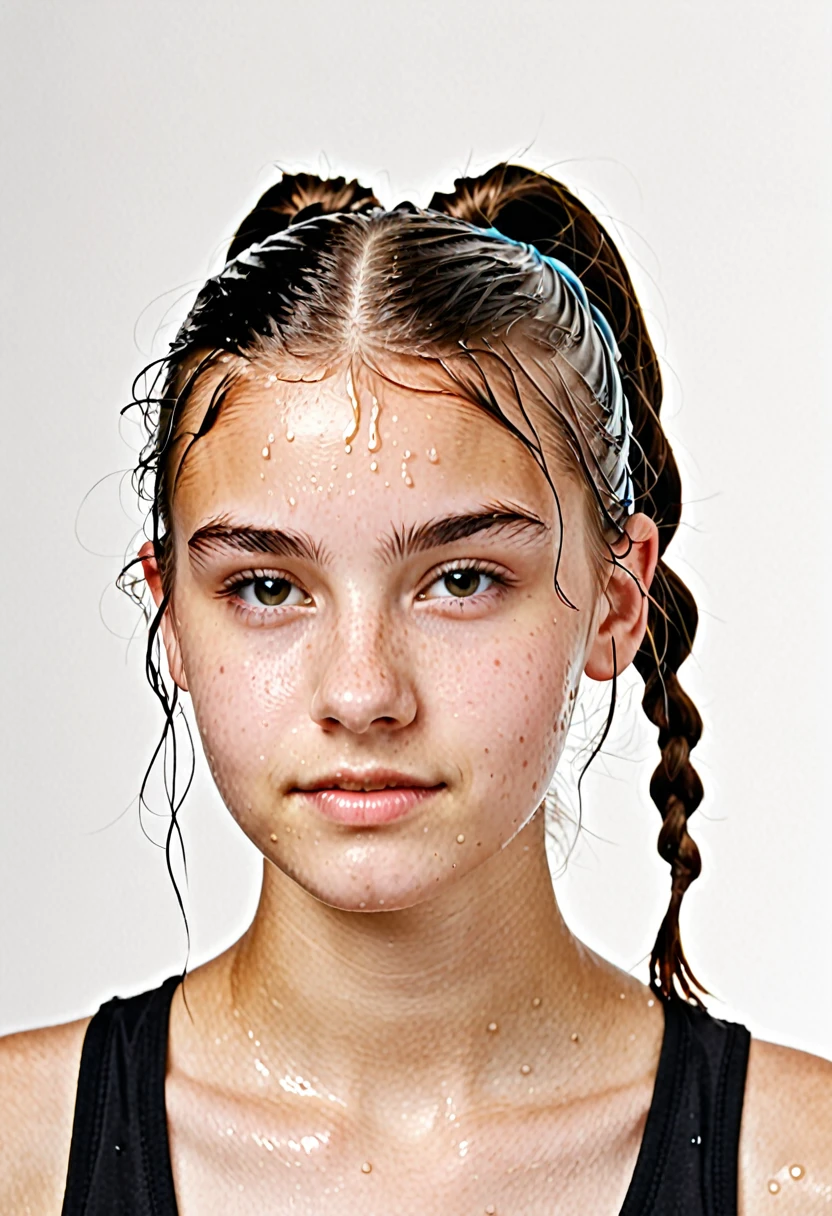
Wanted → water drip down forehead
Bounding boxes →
[159,348,610,601]
[158,206,633,538]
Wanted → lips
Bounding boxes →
[292,770,445,827]
[295,769,440,794]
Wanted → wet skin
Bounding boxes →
[143,355,668,1212]
[1,356,830,1215]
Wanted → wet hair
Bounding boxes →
[122,163,705,1004]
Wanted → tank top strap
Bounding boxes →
[61,975,182,1216]
[619,997,751,1216]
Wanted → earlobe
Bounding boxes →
[138,540,189,692]
[583,513,659,682]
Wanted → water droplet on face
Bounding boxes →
[768,1179,780,1194]
[789,1164,805,1180]
[286,429,294,442]
[520,1063,532,1075]
[485,1206,496,1215]
[570,1032,579,1042]
[268,433,275,443]
[261,446,270,459]
[368,396,381,451]
[647,998,655,1007]
[359,901,366,908]
[531,996,542,1008]
[343,367,360,447]
[456,833,465,843]
[370,460,378,472]
[487,1021,498,1033]
[288,496,296,507]
[269,833,277,842]
[361,1161,372,1174]
[404,474,414,487]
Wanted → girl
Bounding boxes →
[2,164,829,1214]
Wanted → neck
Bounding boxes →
[199,808,649,1135]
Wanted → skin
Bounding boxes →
[1,356,830,1214]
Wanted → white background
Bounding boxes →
[1,0,829,1059]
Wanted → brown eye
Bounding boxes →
[235,577,310,609]
[419,567,498,602]
[444,570,482,597]
[254,577,291,606]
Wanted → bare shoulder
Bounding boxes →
[739,1036,832,1214]
[0,1016,91,1215]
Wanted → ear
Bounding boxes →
[584,513,659,681]
[139,540,188,692]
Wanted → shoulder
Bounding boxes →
[0,1016,91,1215]
[739,1035,832,1214]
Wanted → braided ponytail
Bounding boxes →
[431,164,708,1003]
[226,172,381,262]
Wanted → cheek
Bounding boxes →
[429,619,581,815]
[179,624,306,810]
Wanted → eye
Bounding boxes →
[418,564,503,601]
[234,575,311,609]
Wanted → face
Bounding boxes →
[148,357,620,913]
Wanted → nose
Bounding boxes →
[309,605,418,735]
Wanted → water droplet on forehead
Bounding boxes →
[768,1180,781,1194]
[456,833,465,843]
[368,396,381,452]
[487,1021,498,1033]
[286,429,294,442]
[343,368,360,448]
[520,1063,532,1075]
[531,996,542,1008]
[261,446,270,459]
[360,1161,373,1174]
[268,433,275,443]
[427,447,439,463]
[789,1164,805,1179]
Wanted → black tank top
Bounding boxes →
[60,976,751,1215]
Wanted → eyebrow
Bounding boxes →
[187,504,549,569]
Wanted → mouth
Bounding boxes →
[292,770,446,826]
[295,769,443,794]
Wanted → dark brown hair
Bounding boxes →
[124,163,706,1003]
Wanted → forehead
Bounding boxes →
[168,357,579,542]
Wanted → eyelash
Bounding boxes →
[219,559,515,619]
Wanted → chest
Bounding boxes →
[166,1081,652,1216]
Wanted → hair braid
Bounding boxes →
[432,163,708,1002]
